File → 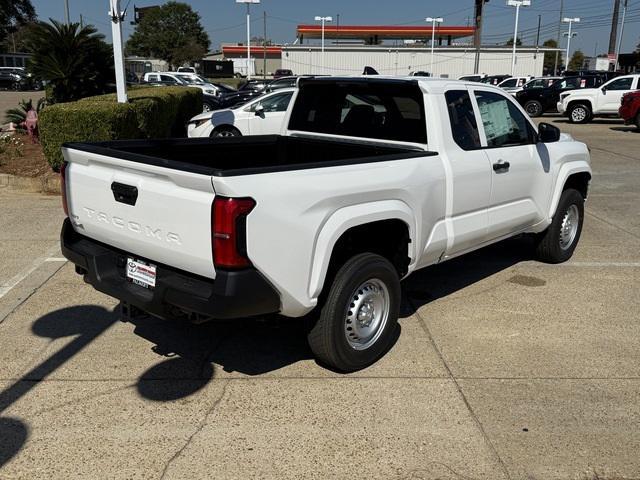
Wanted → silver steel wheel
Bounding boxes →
[344,278,390,350]
[571,107,587,122]
[203,103,212,112]
[559,204,580,250]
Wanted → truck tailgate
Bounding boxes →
[63,146,216,279]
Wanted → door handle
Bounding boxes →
[492,160,510,173]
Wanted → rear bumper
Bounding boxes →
[61,218,280,321]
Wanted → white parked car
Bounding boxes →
[498,76,533,96]
[61,77,591,372]
[187,88,295,138]
[557,74,640,123]
[143,72,218,96]
[171,72,232,97]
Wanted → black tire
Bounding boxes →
[568,103,592,124]
[210,126,240,138]
[635,112,640,131]
[524,100,543,117]
[307,253,401,372]
[202,101,215,113]
[535,188,584,264]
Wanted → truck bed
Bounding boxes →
[63,135,427,177]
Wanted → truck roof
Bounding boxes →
[298,75,490,93]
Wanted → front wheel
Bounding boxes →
[535,188,584,263]
[307,253,401,372]
[568,103,592,124]
[211,126,240,138]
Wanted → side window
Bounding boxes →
[147,74,159,82]
[445,90,480,150]
[501,79,517,88]
[606,77,633,91]
[160,75,178,84]
[247,92,293,113]
[474,91,533,148]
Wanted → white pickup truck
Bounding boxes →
[557,74,640,123]
[60,77,591,372]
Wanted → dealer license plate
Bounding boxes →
[126,258,156,289]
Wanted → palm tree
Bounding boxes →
[5,98,46,130]
[23,20,114,103]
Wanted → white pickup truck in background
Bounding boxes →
[60,77,591,372]
[557,74,640,123]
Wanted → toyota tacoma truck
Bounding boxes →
[557,74,640,123]
[60,77,591,372]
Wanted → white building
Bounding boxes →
[281,45,553,78]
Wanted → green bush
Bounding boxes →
[39,86,202,171]
[40,102,140,171]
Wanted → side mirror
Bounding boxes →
[538,122,561,143]
[254,104,264,116]
[601,87,607,94]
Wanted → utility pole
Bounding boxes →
[263,10,267,78]
[608,0,621,54]
[336,14,340,45]
[554,0,564,75]
[80,14,84,28]
[64,0,70,24]
[534,14,541,59]
[614,0,629,70]
[473,0,488,74]
[109,0,128,103]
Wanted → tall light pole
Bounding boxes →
[109,0,127,103]
[615,0,629,71]
[507,0,531,76]
[237,0,260,80]
[64,0,70,24]
[314,16,333,73]
[563,17,580,71]
[426,17,443,76]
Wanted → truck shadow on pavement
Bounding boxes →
[402,236,534,316]
[0,305,118,468]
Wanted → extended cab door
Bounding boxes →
[244,91,294,135]
[472,88,551,239]
[442,88,492,255]
[597,76,638,113]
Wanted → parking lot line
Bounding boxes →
[0,245,65,300]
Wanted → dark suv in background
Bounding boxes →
[515,76,604,117]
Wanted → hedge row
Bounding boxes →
[39,87,202,171]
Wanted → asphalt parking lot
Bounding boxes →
[1,116,639,479]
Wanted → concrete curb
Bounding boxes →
[0,173,61,194]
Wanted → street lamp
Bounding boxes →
[562,17,580,70]
[614,0,629,70]
[314,15,332,73]
[109,0,127,103]
[425,17,443,77]
[506,0,530,76]
[236,0,260,80]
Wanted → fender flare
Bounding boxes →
[548,161,592,219]
[307,200,417,299]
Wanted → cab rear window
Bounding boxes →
[289,81,427,143]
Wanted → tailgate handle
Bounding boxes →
[111,182,138,206]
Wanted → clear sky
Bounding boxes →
[30,0,639,56]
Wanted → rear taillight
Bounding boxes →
[60,161,69,216]
[212,196,256,269]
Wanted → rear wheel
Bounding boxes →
[524,100,543,117]
[202,101,215,113]
[211,126,240,138]
[535,188,584,264]
[568,103,592,124]
[307,253,401,372]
